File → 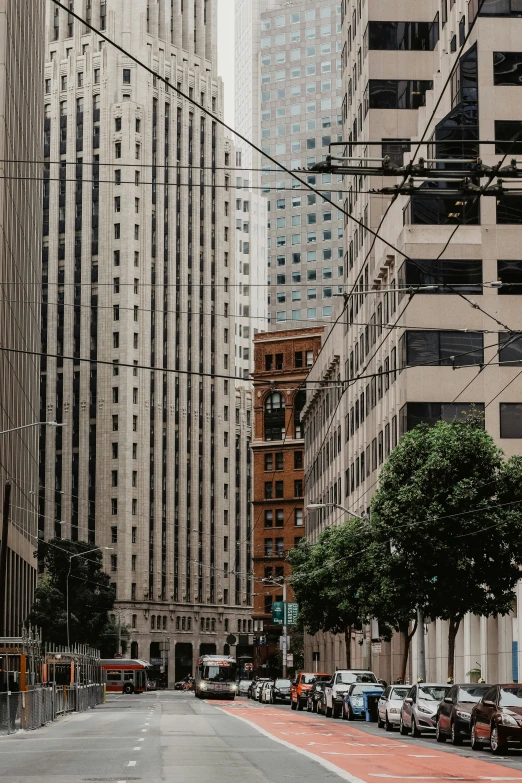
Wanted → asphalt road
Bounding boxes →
[0,691,345,783]
[3,692,522,782]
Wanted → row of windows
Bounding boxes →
[261,5,339,29]
[270,229,344,247]
[260,24,340,48]
[264,451,303,470]
[270,307,333,323]
[270,287,338,303]
[264,507,304,526]
[261,41,342,66]
[270,251,344,267]
[261,92,341,111]
[270,266,341,281]
[264,538,286,557]
[261,61,339,82]
[264,352,314,371]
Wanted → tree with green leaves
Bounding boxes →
[370,418,522,679]
[288,522,369,667]
[28,539,116,649]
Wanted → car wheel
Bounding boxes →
[291,699,297,711]
[399,715,409,736]
[385,713,393,732]
[411,717,422,738]
[490,725,508,756]
[297,699,304,711]
[312,702,317,713]
[377,713,384,729]
[450,721,463,746]
[326,705,332,718]
[347,704,354,721]
[436,721,447,743]
[470,721,483,751]
[332,703,341,719]
[342,704,348,721]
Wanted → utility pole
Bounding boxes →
[282,579,287,679]
[417,609,426,681]
[0,483,11,636]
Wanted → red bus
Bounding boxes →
[100,659,150,694]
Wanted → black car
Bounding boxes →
[272,678,292,704]
[307,681,327,713]
[436,683,488,745]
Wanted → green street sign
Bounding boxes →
[285,602,299,626]
[272,601,284,626]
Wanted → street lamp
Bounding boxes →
[0,421,63,436]
[306,503,368,522]
[67,547,113,648]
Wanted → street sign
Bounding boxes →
[226,634,237,646]
[279,635,290,651]
[272,601,284,626]
[286,654,294,667]
[285,602,299,626]
[371,642,382,655]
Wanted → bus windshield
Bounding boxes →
[202,665,237,682]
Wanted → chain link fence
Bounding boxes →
[0,684,104,735]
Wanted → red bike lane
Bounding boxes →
[216,702,522,782]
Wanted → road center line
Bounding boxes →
[127,760,137,767]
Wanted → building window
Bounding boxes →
[264,539,273,557]
[494,52,522,86]
[275,481,284,498]
[500,403,522,437]
[402,331,483,367]
[294,451,303,469]
[275,509,284,527]
[295,508,303,526]
[264,392,285,440]
[497,260,522,293]
[264,482,273,499]
[111,526,118,543]
[123,68,131,84]
[264,510,273,527]
[264,453,273,471]
[399,258,482,294]
[369,80,433,109]
[111,498,118,515]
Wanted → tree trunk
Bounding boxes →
[399,617,418,683]
[447,616,462,681]
[345,626,352,668]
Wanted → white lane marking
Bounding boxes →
[127,760,137,767]
[215,707,366,783]
[324,752,396,757]
[133,747,141,751]
[408,755,441,758]
[141,729,147,732]
[370,777,522,781]
[138,738,144,742]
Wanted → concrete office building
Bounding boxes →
[41,0,253,683]
[0,1,45,635]
[235,0,345,331]
[234,183,268,381]
[302,0,522,683]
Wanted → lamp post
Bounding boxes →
[67,547,113,648]
[0,422,63,635]
[262,576,288,677]
[306,502,368,522]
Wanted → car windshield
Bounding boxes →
[275,679,291,687]
[391,687,409,700]
[203,665,237,682]
[302,675,317,684]
[419,686,449,701]
[239,681,250,688]
[457,686,487,703]
[315,674,332,682]
[351,685,383,695]
[499,687,522,707]
[336,672,377,684]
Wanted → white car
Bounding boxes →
[324,670,378,718]
[377,685,410,730]
[237,680,251,697]
[254,679,270,701]
[261,681,273,703]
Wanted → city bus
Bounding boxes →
[100,659,150,694]
[194,655,238,700]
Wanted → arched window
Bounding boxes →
[294,390,306,438]
[151,616,155,630]
[131,641,139,659]
[205,617,210,631]
[201,617,205,631]
[265,392,286,441]
[163,616,167,630]
[176,617,180,630]
[182,616,186,630]
[187,617,192,630]
[211,618,216,632]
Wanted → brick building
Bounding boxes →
[252,327,323,673]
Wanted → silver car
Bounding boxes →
[378,685,410,730]
[400,683,450,737]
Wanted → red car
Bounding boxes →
[291,672,330,711]
[470,684,522,754]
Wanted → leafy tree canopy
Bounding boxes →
[28,539,115,649]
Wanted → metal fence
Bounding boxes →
[0,684,104,735]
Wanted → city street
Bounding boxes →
[2,693,522,782]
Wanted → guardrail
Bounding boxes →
[0,684,105,735]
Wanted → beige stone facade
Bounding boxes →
[41,0,253,683]
[0,0,44,634]
[303,0,522,683]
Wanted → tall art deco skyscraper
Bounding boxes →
[41,0,253,682]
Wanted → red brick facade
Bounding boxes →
[252,328,323,672]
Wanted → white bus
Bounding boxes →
[194,655,238,700]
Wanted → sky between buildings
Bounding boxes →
[217,0,236,127]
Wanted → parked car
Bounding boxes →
[174,681,185,691]
[237,680,251,697]
[307,681,328,713]
[254,678,271,701]
[291,672,330,711]
[470,684,522,755]
[436,683,488,745]
[248,678,269,699]
[261,681,273,703]
[324,670,378,718]
[343,683,384,720]
[146,679,157,691]
[400,683,450,737]
[271,678,292,704]
[377,685,410,731]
